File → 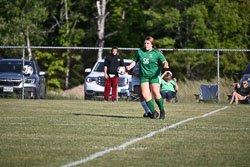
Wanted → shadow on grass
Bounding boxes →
[73,113,142,119]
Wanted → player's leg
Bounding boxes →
[134,86,151,117]
[151,83,165,120]
[141,81,159,119]
[151,76,165,120]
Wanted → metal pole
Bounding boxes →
[22,46,25,100]
[116,78,119,101]
[217,50,220,104]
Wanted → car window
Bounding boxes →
[0,61,35,74]
[94,62,104,72]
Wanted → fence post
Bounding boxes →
[217,50,220,104]
[22,46,25,100]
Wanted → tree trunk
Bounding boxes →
[96,0,125,61]
[26,30,32,60]
[65,50,71,89]
[96,0,108,61]
[186,64,192,78]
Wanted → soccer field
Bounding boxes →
[0,99,250,167]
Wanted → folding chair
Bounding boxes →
[194,84,218,103]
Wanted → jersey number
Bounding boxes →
[143,58,149,64]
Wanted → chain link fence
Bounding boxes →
[0,46,249,103]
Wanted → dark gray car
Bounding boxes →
[0,59,46,99]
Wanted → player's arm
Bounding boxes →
[162,61,169,69]
[158,51,169,69]
[126,61,136,71]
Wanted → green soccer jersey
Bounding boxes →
[132,48,166,78]
[161,79,176,92]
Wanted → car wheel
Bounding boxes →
[40,86,46,99]
[33,90,39,99]
[84,93,92,100]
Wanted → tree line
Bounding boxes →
[0,0,249,91]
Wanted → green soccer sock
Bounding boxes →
[155,97,164,112]
[146,99,156,113]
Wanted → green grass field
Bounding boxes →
[0,99,250,167]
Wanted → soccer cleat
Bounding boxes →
[147,112,152,118]
[150,111,159,119]
[159,110,165,120]
[143,112,152,118]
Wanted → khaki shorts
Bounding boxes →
[140,75,161,84]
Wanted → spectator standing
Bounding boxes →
[104,46,125,102]
[126,36,169,119]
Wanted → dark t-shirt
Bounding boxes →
[104,55,124,75]
[236,86,250,96]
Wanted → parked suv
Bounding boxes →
[0,58,46,99]
[84,59,132,100]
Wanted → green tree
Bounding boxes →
[0,0,48,47]
[144,0,249,80]
[36,0,87,90]
[207,0,249,78]
[105,0,152,48]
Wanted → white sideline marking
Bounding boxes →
[55,123,120,127]
[94,146,148,151]
[1,123,120,127]
[9,123,28,125]
[60,106,229,167]
[178,126,250,131]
